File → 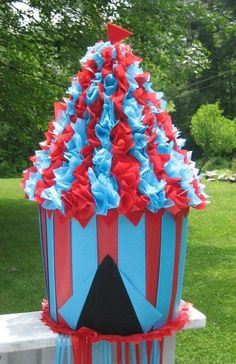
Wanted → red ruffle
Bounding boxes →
[41,299,191,343]
[23,40,207,226]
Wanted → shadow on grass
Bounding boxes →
[0,200,44,313]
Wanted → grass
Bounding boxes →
[0,178,236,363]
[177,180,236,364]
[0,179,44,313]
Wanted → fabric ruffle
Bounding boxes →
[41,298,191,343]
[22,39,207,226]
[42,299,191,364]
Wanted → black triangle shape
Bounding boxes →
[77,255,143,335]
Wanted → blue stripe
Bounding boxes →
[118,215,146,295]
[151,341,160,364]
[155,212,176,328]
[100,341,111,364]
[174,216,188,318]
[129,343,136,364]
[59,216,97,329]
[92,343,98,364]
[118,215,162,332]
[140,342,147,364]
[107,343,112,364]
[156,341,160,364]
[119,271,162,332]
[59,335,66,364]
[98,342,104,363]
[46,213,57,321]
[66,336,72,364]
[38,207,47,298]
[101,342,108,364]
[121,343,125,364]
[55,335,61,364]
[71,216,97,292]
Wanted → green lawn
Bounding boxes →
[0,179,235,363]
[0,179,44,313]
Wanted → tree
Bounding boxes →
[191,103,236,171]
[0,0,235,176]
[172,0,236,152]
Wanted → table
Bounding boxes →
[0,304,206,364]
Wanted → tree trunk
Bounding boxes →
[199,156,208,174]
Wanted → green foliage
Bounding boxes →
[231,158,236,174]
[203,156,231,172]
[191,103,236,169]
[0,1,235,176]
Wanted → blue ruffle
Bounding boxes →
[26,116,88,208]
[158,141,174,155]
[80,41,112,70]
[131,149,150,175]
[24,171,42,201]
[133,133,149,149]
[126,73,139,92]
[53,112,70,135]
[34,150,51,173]
[123,97,146,133]
[124,67,171,212]
[176,137,186,149]
[68,80,82,94]
[91,92,119,214]
[187,188,204,206]
[41,186,64,213]
[131,141,170,213]
[95,96,117,148]
[154,127,168,145]
[93,148,112,176]
[88,168,120,215]
[139,171,168,212]
[142,82,167,114]
[125,64,172,212]
[126,63,143,77]
[53,119,87,191]
[163,148,206,207]
[86,84,99,105]
[53,158,81,191]
[95,72,102,82]
[53,80,82,136]
[71,118,87,144]
[66,81,82,116]
[104,74,118,95]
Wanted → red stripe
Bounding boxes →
[117,342,122,364]
[72,336,82,364]
[159,339,164,364]
[135,344,140,364]
[54,212,72,324]
[97,211,118,265]
[167,213,183,323]
[87,339,92,364]
[40,207,49,295]
[145,210,164,305]
[147,341,152,364]
[125,343,129,364]
[81,336,87,364]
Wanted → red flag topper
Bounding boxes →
[107,23,133,43]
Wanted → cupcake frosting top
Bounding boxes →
[22,32,207,226]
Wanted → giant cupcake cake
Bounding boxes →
[22,23,207,364]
